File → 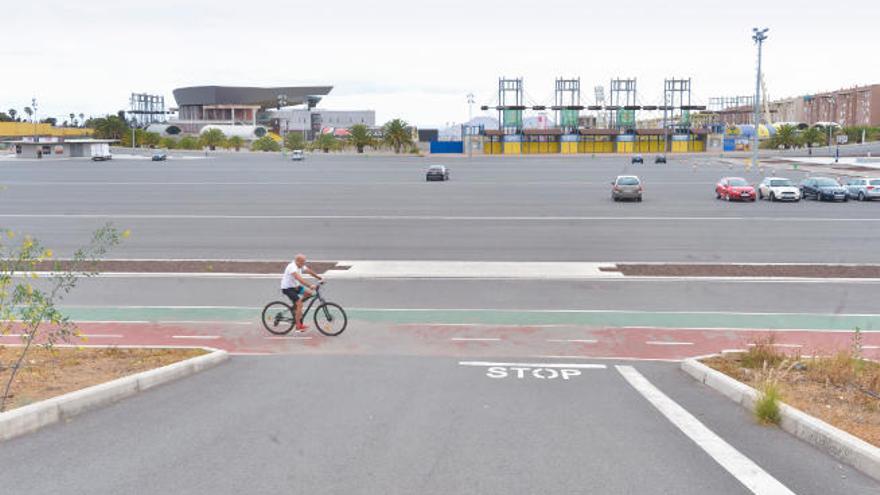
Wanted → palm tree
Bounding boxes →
[283,132,305,151]
[382,119,412,154]
[774,125,797,149]
[69,113,75,127]
[92,115,129,140]
[8,109,17,121]
[78,113,85,127]
[348,124,374,153]
[313,133,338,153]
[227,136,244,151]
[800,127,823,149]
[23,107,33,121]
[200,128,227,150]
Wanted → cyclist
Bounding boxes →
[280,254,323,332]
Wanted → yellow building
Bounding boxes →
[0,122,93,139]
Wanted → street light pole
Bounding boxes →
[751,27,769,169]
[31,97,38,142]
[467,93,475,159]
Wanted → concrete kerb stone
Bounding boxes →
[0,348,228,442]
[682,357,880,482]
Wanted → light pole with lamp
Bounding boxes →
[751,27,769,169]
[466,93,475,158]
[31,98,38,142]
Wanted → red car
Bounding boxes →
[716,177,756,202]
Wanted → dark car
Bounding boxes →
[654,155,666,164]
[426,165,449,181]
[151,150,167,161]
[801,177,847,202]
[631,155,644,164]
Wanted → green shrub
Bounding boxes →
[177,136,201,150]
[754,381,782,425]
[251,135,281,152]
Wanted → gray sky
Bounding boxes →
[5,0,879,127]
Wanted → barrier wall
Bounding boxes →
[480,133,705,154]
[430,141,464,153]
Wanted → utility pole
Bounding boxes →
[31,97,37,142]
[467,93,475,158]
[751,27,769,169]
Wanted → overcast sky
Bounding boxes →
[5,0,879,127]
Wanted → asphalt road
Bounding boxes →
[57,276,880,315]
[2,153,879,262]
[0,356,876,494]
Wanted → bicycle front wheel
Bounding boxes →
[262,301,295,335]
[314,302,348,336]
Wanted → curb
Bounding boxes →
[0,348,228,442]
[682,357,880,482]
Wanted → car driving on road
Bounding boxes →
[612,175,643,202]
[715,177,756,202]
[654,155,666,164]
[844,177,880,201]
[631,154,644,164]
[757,177,800,202]
[426,165,449,181]
[291,149,305,161]
[151,150,167,161]
[801,177,847,202]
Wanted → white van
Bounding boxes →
[91,143,112,161]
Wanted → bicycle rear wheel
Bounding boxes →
[262,301,295,335]
[314,302,348,336]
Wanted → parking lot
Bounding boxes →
[1,151,879,493]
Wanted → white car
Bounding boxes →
[291,149,305,161]
[757,177,800,202]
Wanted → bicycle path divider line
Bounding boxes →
[54,306,880,331]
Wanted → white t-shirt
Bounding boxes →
[280,262,307,289]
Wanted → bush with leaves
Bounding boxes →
[177,136,201,150]
[200,128,227,151]
[312,133,338,153]
[160,137,177,150]
[284,132,306,151]
[226,136,244,151]
[251,135,281,152]
[0,225,127,411]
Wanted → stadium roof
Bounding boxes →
[173,85,333,108]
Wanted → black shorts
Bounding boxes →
[282,286,305,304]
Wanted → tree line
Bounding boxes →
[85,115,418,154]
[760,124,880,150]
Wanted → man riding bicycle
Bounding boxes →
[280,254,323,332]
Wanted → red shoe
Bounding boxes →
[295,324,310,332]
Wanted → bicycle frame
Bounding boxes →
[297,285,327,321]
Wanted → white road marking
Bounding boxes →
[536,355,682,362]
[645,341,695,346]
[747,343,803,349]
[616,365,796,495]
[80,334,124,339]
[862,345,880,350]
[546,339,598,344]
[171,335,222,340]
[264,336,312,340]
[450,337,501,342]
[2,213,878,222]
[459,361,606,369]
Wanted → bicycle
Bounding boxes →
[261,281,348,336]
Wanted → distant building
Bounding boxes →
[6,138,115,159]
[266,108,376,139]
[168,85,333,135]
[714,84,880,128]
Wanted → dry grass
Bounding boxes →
[703,333,880,447]
[0,346,206,411]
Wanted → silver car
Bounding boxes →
[612,175,643,202]
[845,177,880,201]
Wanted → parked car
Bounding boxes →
[654,155,667,164]
[801,177,848,202]
[151,149,167,161]
[631,154,644,164]
[844,177,880,201]
[612,175,643,202]
[426,165,449,181]
[291,149,305,161]
[757,177,800,202]
[715,177,756,202]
